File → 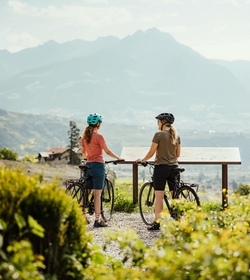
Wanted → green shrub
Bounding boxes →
[0,168,95,279]
[21,154,38,163]
[113,187,136,213]
[0,147,18,160]
[99,198,250,280]
[235,183,250,196]
[0,219,45,280]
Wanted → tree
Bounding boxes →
[67,121,80,164]
[0,147,18,160]
[235,183,250,196]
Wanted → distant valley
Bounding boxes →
[1,109,250,171]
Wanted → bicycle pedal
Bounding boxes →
[145,201,153,207]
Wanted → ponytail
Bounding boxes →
[161,119,179,145]
[169,126,179,145]
[82,125,95,144]
[82,121,101,144]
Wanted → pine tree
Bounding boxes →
[68,121,80,164]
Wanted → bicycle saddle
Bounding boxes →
[78,164,90,171]
[172,167,185,173]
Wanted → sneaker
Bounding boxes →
[147,222,160,231]
[94,220,108,228]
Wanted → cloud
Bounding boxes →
[55,80,82,90]
[7,1,132,28]
[7,0,39,15]
[1,28,11,34]
[212,0,239,5]
[124,69,141,77]
[83,0,108,3]
[25,81,45,92]
[83,71,92,77]
[21,72,53,78]
[104,78,114,82]
[139,90,172,96]
[7,33,40,52]
[143,0,183,4]
[6,93,21,99]
[223,0,239,6]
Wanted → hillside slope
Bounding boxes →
[1,109,250,168]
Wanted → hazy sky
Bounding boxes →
[1,0,250,61]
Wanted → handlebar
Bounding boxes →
[81,159,124,165]
[137,161,154,167]
[105,159,125,165]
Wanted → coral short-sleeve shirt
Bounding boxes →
[81,132,107,163]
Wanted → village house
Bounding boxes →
[37,147,82,165]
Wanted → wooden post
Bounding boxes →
[132,163,138,204]
[222,164,228,208]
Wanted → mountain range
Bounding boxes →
[0,28,250,133]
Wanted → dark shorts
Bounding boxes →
[86,162,105,190]
[153,165,178,191]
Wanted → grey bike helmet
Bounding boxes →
[87,113,103,125]
[155,113,175,124]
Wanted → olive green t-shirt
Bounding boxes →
[152,130,180,165]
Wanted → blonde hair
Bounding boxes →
[165,124,179,145]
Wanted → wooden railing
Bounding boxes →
[120,147,241,208]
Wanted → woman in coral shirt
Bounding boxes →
[81,113,124,227]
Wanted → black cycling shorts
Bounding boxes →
[153,164,178,191]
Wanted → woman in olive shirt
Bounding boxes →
[136,113,181,230]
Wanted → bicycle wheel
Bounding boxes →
[175,185,200,207]
[66,182,83,204]
[101,179,114,221]
[139,182,155,226]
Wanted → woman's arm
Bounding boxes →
[136,142,158,162]
[81,146,87,158]
[103,146,124,160]
[176,144,181,158]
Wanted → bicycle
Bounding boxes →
[65,160,122,222]
[138,162,200,225]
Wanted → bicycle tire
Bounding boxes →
[66,182,83,204]
[139,182,155,226]
[175,185,200,207]
[101,179,114,221]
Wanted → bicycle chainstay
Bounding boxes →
[178,180,199,192]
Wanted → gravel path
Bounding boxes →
[86,212,162,260]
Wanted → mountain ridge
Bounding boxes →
[0,28,249,132]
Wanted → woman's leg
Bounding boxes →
[93,189,102,221]
[154,190,165,222]
[87,162,106,226]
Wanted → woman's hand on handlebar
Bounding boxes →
[136,158,145,163]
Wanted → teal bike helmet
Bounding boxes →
[87,113,103,125]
